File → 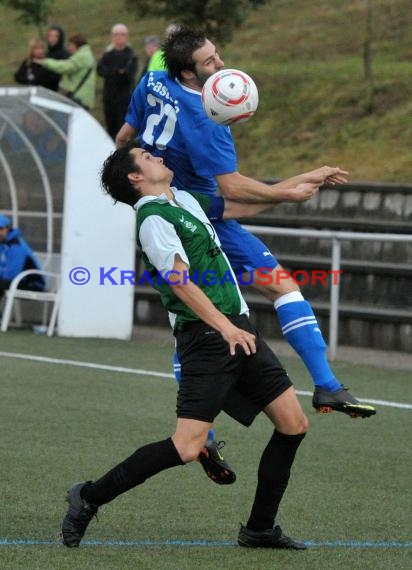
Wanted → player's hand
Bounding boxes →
[303,166,349,186]
[286,182,320,202]
[221,324,256,356]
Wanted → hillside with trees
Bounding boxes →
[1,0,411,183]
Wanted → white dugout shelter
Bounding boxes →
[0,86,135,339]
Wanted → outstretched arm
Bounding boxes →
[216,166,348,204]
[222,182,319,219]
[36,57,79,75]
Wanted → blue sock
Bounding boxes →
[207,428,216,441]
[173,351,215,441]
[274,292,342,392]
[173,350,182,383]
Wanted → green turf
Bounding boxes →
[0,329,411,569]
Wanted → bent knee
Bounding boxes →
[297,413,309,434]
[278,412,309,436]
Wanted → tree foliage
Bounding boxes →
[0,0,55,35]
[125,0,267,45]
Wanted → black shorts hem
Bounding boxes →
[176,378,293,427]
[176,412,215,423]
[257,377,293,410]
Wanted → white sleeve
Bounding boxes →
[139,215,189,274]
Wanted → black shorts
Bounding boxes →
[175,314,292,426]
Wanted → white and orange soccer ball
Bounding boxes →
[201,68,259,126]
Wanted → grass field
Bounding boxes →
[0,329,411,569]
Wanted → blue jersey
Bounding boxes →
[125,71,237,195]
[125,71,277,273]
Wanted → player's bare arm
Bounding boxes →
[115,122,137,148]
[170,256,256,356]
[292,166,349,187]
[222,183,320,217]
[216,171,325,204]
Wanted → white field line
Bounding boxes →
[0,351,173,378]
[1,351,411,410]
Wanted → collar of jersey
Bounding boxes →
[175,78,201,96]
[134,187,180,211]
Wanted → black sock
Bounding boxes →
[80,437,184,506]
[246,430,306,532]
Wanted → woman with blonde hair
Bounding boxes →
[14,38,58,91]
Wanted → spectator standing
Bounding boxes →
[97,24,138,140]
[35,34,96,110]
[137,35,166,81]
[47,25,70,60]
[0,214,45,298]
[46,25,70,91]
[14,38,58,91]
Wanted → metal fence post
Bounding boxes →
[329,237,342,360]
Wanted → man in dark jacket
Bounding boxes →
[0,214,45,298]
[97,24,138,139]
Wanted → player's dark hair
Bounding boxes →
[101,142,142,206]
[163,26,207,80]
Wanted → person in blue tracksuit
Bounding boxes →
[0,214,45,297]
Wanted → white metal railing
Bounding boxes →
[244,225,412,359]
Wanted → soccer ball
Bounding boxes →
[201,69,259,126]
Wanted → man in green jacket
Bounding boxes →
[36,33,96,110]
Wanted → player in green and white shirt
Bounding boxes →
[103,144,301,351]
[135,188,249,332]
[60,143,312,551]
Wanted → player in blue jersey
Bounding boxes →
[116,27,376,425]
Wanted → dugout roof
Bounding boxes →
[0,86,135,339]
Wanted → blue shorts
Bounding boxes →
[213,219,278,273]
